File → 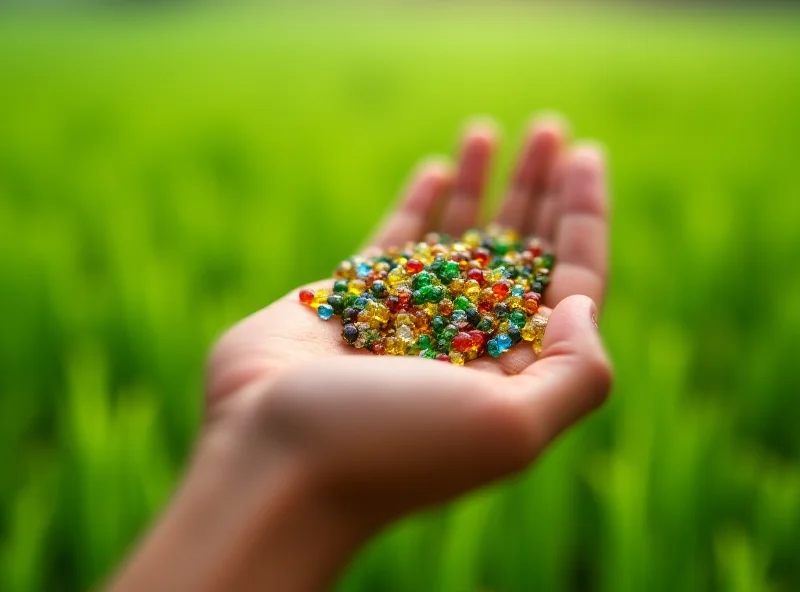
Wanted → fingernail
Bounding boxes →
[530,110,571,136]
[591,312,599,330]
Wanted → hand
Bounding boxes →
[109,117,612,592]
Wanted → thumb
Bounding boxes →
[512,294,613,453]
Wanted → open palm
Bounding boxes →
[204,118,611,522]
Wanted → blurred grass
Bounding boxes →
[1,4,799,591]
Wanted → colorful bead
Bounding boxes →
[303,226,553,364]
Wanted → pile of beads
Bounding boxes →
[299,225,552,365]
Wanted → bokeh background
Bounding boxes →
[2,2,799,591]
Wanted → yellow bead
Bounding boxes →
[386,268,407,289]
[311,289,330,309]
[448,278,465,296]
[365,301,390,325]
[384,337,407,355]
[464,279,481,301]
[395,312,415,327]
[497,320,511,335]
[462,229,482,248]
[450,351,465,365]
[348,279,366,295]
[423,303,438,317]
[506,296,522,310]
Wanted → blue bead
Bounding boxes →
[487,338,502,358]
[317,304,334,320]
[496,333,512,351]
[451,309,467,324]
[511,285,525,297]
[357,263,372,278]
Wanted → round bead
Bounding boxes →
[298,289,314,305]
[342,324,359,343]
[317,304,334,320]
[452,332,473,353]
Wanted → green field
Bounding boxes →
[1,5,799,591]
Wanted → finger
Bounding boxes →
[545,145,608,307]
[439,122,497,237]
[495,118,565,235]
[509,295,611,454]
[364,159,453,253]
[532,151,568,242]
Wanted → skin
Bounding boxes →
[108,116,612,592]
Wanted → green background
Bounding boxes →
[1,4,799,591]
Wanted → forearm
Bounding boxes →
[107,431,364,592]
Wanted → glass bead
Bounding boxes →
[505,295,523,310]
[357,262,372,278]
[495,333,512,351]
[317,304,334,320]
[396,324,415,343]
[451,332,473,353]
[476,315,495,333]
[510,285,525,297]
[465,307,481,326]
[385,337,406,356]
[442,325,458,341]
[462,229,482,248]
[348,279,367,295]
[448,278,465,295]
[451,309,468,325]
[386,295,400,313]
[406,259,425,274]
[508,325,522,344]
[487,338,502,358]
[312,289,330,309]
[494,302,510,319]
[341,324,359,344]
[449,352,465,366]
[466,268,485,286]
[435,353,451,362]
[431,315,447,334]
[509,310,527,328]
[395,312,415,327]
[326,294,345,315]
[412,271,432,290]
[371,280,388,298]
[468,330,485,350]
[453,295,471,311]
[341,307,359,324]
[333,279,349,293]
[299,289,314,305]
[441,261,461,282]
[372,339,386,355]
[439,299,454,317]
[492,281,510,299]
[417,334,432,350]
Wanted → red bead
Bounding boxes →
[452,332,473,353]
[492,281,510,299]
[299,289,314,305]
[435,354,451,362]
[386,295,400,313]
[406,259,424,274]
[372,339,386,355]
[397,287,412,307]
[468,330,486,349]
[472,248,491,267]
[467,268,485,285]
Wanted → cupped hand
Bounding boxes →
[108,117,612,592]
[204,117,611,522]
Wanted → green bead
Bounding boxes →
[411,271,432,289]
[430,285,446,303]
[539,253,555,269]
[417,335,432,349]
[509,310,527,327]
[442,324,458,340]
[477,316,494,332]
[418,285,437,303]
[333,279,349,293]
[453,295,471,311]
[440,261,460,281]
[421,349,437,359]
[431,315,447,334]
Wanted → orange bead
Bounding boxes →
[298,289,314,305]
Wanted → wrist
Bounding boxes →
[110,404,368,592]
